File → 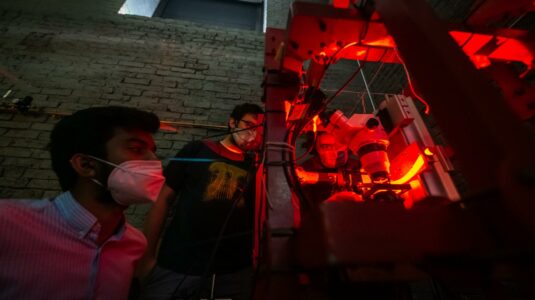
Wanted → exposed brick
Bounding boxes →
[120,88,143,96]
[0,8,268,227]
[181,80,203,90]
[24,169,56,180]
[42,88,72,96]
[11,139,47,149]
[0,147,33,157]
[181,113,209,121]
[0,188,44,199]
[100,93,128,101]
[0,177,30,188]
[124,77,150,85]
[155,139,173,149]
[27,179,59,189]
[184,98,211,109]
[0,113,13,120]
[4,129,40,139]
[0,137,12,147]
[0,166,26,178]
[0,120,31,129]
[216,93,241,100]
[12,114,49,122]
[170,67,195,74]
[118,60,145,68]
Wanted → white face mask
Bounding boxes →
[88,156,165,206]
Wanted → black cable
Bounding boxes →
[282,123,314,210]
[202,123,264,140]
[192,193,241,300]
[296,130,316,162]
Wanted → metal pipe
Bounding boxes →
[0,107,227,131]
[357,60,375,111]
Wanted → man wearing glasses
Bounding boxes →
[299,130,361,204]
[140,103,264,300]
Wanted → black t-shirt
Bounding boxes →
[158,140,255,275]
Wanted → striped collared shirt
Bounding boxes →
[0,191,147,300]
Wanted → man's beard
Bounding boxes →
[93,164,117,204]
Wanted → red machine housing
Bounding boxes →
[255,1,535,299]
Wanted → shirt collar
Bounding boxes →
[53,191,126,240]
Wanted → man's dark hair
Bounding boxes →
[49,106,160,191]
[302,131,328,156]
[230,103,264,123]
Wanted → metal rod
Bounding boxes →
[357,60,375,111]
[0,107,227,130]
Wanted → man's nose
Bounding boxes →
[145,151,158,161]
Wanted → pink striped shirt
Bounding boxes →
[0,191,147,300]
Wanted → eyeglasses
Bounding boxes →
[237,119,263,133]
[318,143,346,151]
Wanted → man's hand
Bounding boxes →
[137,184,176,282]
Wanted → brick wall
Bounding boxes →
[0,6,264,227]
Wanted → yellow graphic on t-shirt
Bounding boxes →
[205,162,247,206]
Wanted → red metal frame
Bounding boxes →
[256,0,535,298]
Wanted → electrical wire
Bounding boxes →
[192,193,242,300]
[282,123,314,210]
[202,123,264,140]
[348,50,387,115]
[394,49,431,114]
[322,49,373,108]
[296,130,316,162]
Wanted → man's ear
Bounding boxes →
[229,117,236,129]
[70,154,97,178]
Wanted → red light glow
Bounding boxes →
[449,31,533,73]
[403,179,427,208]
[159,122,178,133]
[356,49,367,58]
[390,143,428,185]
[489,39,533,72]
[284,101,291,121]
[363,36,397,48]
[471,55,491,69]
[391,155,426,185]
[332,0,350,8]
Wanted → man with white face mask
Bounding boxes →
[140,103,264,300]
[0,106,163,299]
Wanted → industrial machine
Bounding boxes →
[254,0,535,299]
